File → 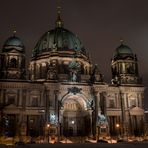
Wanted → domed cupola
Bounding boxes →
[32,7,87,58]
[0,31,26,80]
[2,31,25,53]
[33,27,85,57]
[113,40,134,59]
[29,7,92,82]
[111,41,142,85]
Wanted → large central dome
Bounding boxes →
[32,8,87,57]
[33,27,86,57]
[29,8,92,82]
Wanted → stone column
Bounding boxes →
[26,90,30,107]
[54,90,58,123]
[18,89,21,106]
[59,109,64,138]
[88,109,93,137]
[45,89,50,123]
[94,90,100,138]
[40,89,44,107]
[120,91,127,139]
[100,92,107,115]
[54,90,61,142]
[0,89,3,103]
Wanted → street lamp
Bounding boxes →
[71,120,74,124]
[47,123,50,143]
[116,123,119,128]
[116,123,120,140]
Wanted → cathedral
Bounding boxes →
[0,8,146,142]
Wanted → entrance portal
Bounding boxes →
[61,95,91,137]
[63,111,91,137]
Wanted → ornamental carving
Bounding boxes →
[68,87,82,95]
[47,61,58,80]
[90,64,103,83]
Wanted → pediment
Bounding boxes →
[130,106,144,115]
[5,104,17,109]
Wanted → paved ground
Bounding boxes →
[1,142,148,148]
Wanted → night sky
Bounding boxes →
[0,0,148,109]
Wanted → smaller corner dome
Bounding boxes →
[3,35,25,52]
[114,43,133,58]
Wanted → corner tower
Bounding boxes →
[0,31,26,80]
[111,41,142,85]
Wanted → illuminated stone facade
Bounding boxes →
[0,10,145,140]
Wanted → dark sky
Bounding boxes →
[0,0,148,108]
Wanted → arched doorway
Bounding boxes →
[61,95,91,137]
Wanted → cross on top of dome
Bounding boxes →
[56,6,64,28]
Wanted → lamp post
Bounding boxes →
[47,123,50,143]
[57,99,61,143]
[116,123,120,140]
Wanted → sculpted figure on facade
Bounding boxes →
[97,113,108,128]
[50,113,57,124]
[69,59,80,82]
[90,64,103,83]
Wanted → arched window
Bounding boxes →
[10,58,17,68]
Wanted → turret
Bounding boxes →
[0,31,26,80]
[111,41,142,85]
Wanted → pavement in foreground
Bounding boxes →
[0,142,148,148]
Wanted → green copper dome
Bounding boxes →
[114,43,133,58]
[3,35,24,52]
[32,7,87,57]
[33,27,86,57]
